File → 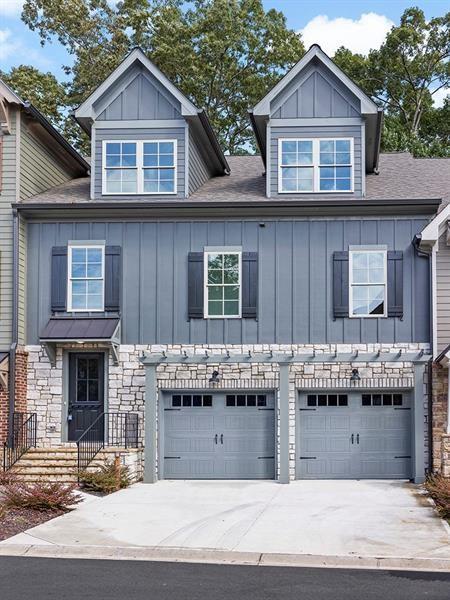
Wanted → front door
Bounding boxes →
[68,353,105,442]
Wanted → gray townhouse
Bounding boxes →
[0,80,88,448]
[7,45,449,483]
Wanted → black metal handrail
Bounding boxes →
[76,412,140,472]
[3,412,37,471]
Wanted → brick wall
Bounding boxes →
[0,348,28,444]
[431,363,449,475]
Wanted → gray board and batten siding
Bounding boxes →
[270,59,361,119]
[95,65,182,121]
[27,217,429,347]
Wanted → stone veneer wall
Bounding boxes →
[0,348,28,444]
[431,363,449,476]
[26,342,429,480]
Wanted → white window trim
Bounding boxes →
[349,248,387,318]
[67,244,105,313]
[203,250,242,319]
[102,139,177,195]
[277,137,354,194]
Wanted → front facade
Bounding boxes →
[12,45,447,483]
[0,81,88,445]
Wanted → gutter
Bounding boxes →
[373,108,383,173]
[13,197,442,213]
[248,111,266,166]
[413,232,435,472]
[197,110,230,175]
[22,102,90,173]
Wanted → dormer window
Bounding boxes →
[102,140,177,195]
[278,138,353,194]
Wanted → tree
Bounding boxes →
[21,0,305,153]
[367,7,449,137]
[0,65,67,129]
[332,8,450,157]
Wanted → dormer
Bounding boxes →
[74,48,229,200]
[250,45,382,199]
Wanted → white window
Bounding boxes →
[278,138,353,193]
[68,245,104,312]
[102,140,177,195]
[204,251,241,318]
[349,249,387,317]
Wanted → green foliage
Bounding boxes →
[2,480,81,512]
[4,3,448,157]
[20,0,304,153]
[78,460,131,494]
[425,474,450,520]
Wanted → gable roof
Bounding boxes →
[74,47,229,175]
[249,44,383,172]
[252,44,378,117]
[0,77,89,175]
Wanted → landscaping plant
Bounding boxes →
[425,474,450,520]
[78,460,131,494]
[2,480,81,512]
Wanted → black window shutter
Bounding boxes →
[387,251,403,318]
[188,252,204,318]
[333,251,349,318]
[104,246,122,312]
[51,246,67,312]
[242,252,258,319]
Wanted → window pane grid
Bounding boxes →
[69,247,104,311]
[104,140,176,194]
[206,252,240,317]
[279,139,352,193]
[350,251,386,317]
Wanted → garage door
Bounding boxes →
[297,391,411,479]
[163,392,275,479]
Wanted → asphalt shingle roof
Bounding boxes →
[19,153,450,206]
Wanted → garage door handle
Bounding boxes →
[351,434,354,444]
[220,434,223,445]
[356,433,360,444]
[214,434,218,444]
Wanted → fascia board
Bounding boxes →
[420,203,450,245]
[253,45,378,117]
[75,48,198,120]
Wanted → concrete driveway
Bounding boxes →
[2,480,449,560]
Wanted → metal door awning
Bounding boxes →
[40,317,121,366]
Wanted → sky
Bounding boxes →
[0,0,448,105]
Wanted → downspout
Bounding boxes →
[8,209,19,443]
[413,233,434,472]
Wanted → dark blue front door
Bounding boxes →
[68,353,104,441]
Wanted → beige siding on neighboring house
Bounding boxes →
[0,108,17,348]
[436,230,450,353]
[17,213,27,345]
[20,120,73,199]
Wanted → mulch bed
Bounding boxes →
[0,506,64,541]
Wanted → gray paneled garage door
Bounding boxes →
[163,392,275,479]
[297,391,411,479]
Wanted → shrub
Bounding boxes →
[3,480,81,512]
[425,474,450,520]
[78,460,131,494]
[0,469,19,486]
